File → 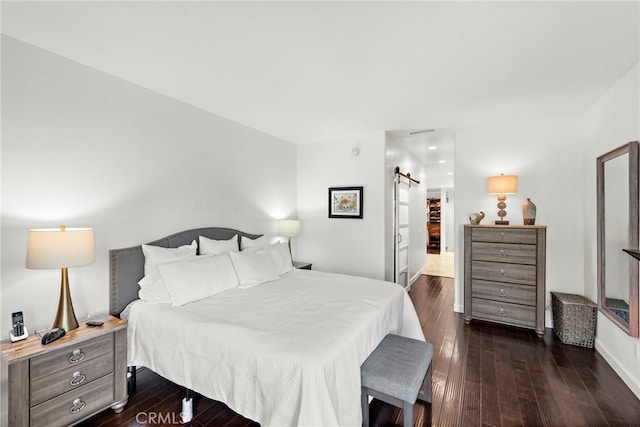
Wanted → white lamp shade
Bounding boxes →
[26,227,95,269]
[277,220,300,238]
[487,174,518,194]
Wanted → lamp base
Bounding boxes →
[494,220,510,225]
[53,267,79,331]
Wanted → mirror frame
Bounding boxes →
[597,141,639,337]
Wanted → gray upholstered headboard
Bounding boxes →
[109,227,261,317]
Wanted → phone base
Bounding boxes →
[9,327,29,342]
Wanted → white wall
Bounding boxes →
[1,37,298,337]
[454,114,585,317]
[583,63,640,397]
[384,133,428,285]
[296,133,386,279]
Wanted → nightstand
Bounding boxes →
[1,316,128,427]
[293,261,312,270]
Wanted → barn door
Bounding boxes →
[394,167,419,290]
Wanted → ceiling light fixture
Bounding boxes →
[427,146,438,150]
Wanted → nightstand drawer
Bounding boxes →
[31,351,114,406]
[31,333,113,381]
[471,298,535,328]
[471,242,537,265]
[471,280,536,306]
[472,227,537,244]
[31,373,114,427]
[471,260,537,285]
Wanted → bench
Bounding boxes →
[361,334,433,427]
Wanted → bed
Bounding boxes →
[110,227,424,426]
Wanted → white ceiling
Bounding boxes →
[2,1,639,150]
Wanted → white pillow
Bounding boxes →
[157,254,239,306]
[267,242,295,275]
[138,273,171,304]
[199,234,239,255]
[229,250,280,288]
[141,240,197,276]
[240,235,282,250]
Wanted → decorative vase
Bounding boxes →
[523,198,536,225]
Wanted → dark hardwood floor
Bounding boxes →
[80,275,640,426]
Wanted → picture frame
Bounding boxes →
[328,186,363,219]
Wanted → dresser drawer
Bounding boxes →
[472,227,537,244]
[31,351,114,406]
[471,260,537,285]
[471,298,536,328]
[31,373,114,427]
[471,280,536,306]
[31,334,113,381]
[471,242,537,265]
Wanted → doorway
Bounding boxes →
[384,129,455,282]
[423,187,454,278]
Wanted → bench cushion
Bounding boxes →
[361,334,433,404]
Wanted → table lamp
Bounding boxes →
[277,219,300,255]
[487,174,518,225]
[26,226,95,331]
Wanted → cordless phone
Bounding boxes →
[12,311,24,336]
[10,311,29,342]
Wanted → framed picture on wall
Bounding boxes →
[328,186,364,219]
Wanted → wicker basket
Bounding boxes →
[551,292,597,348]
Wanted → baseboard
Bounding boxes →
[407,271,422,291]
[595,340,640,399]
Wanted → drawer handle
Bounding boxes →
[70,371,86,386]
[499,232,506,240]
[499,249,507,257]
[498,289,506,297]
[69,349,85,364]
[70,398,86,414]
[498,309,507,317]
[498,269,506,277]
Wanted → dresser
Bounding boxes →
[464,225,547,337]
[1,316,128,427]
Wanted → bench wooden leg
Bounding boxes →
[417,363,432,404]
[403,401,413,427]
[361,387,370,427]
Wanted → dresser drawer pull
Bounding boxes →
[69,349,85,364]
[70,398,86,414]
[498,289,506,297]
[70,371,86,386]
[498,269,506,277]
[498,309,507,317]
[499,249,507,257]
[499,232,507,240]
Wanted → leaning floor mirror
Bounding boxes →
[597,140,640,337]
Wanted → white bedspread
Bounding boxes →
[127,269,424,426]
